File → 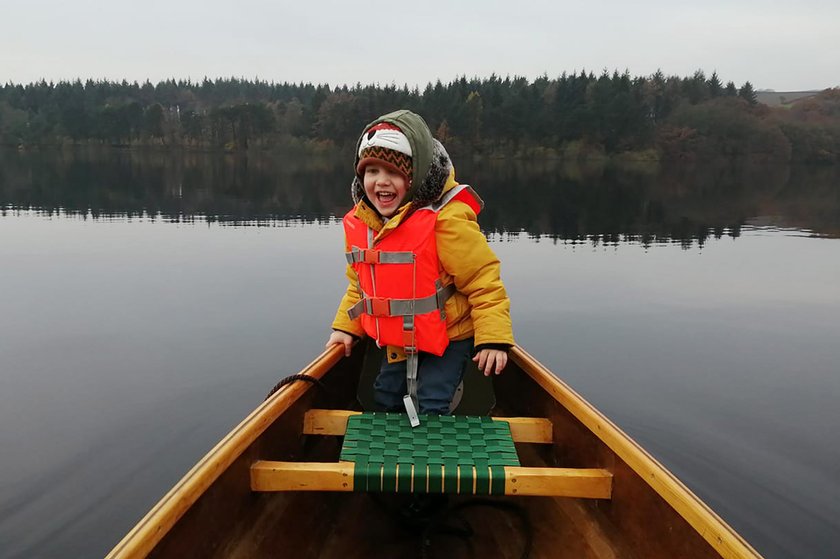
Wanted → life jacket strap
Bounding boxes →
[347,283,457,320]
[345,247,415,265]
[403,315,419,424]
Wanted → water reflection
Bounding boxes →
[1,148,839,243]
[1,152,839,558]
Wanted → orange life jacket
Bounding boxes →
[344,185,483,356]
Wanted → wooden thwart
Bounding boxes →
[250,460,612,498]
[256,410,610,499]
[251,461,356,492]
[303,409,554,444]
[504,466,612,498]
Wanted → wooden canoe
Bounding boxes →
[106,343,764,558]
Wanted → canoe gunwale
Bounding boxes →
[509,346,763,559]
[105,345,345,559]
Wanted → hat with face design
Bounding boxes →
[356,122,413,181]
[351,110,451,209]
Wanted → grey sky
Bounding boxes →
[1,0,837,91]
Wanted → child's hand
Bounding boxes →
[473,349,508,376]
[326,330,355,357]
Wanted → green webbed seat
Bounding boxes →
[339,412,520,495]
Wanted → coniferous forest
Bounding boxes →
[1,71,839,162]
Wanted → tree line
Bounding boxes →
[1,72,838,162]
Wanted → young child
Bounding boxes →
[326,109,513,416]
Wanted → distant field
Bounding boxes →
[756,90,822,107]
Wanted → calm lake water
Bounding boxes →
[1,149,839,558]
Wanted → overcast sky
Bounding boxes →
[1,0,837,91]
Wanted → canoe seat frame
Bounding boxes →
[250,410,612,499]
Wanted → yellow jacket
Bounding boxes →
[332,169,514,362]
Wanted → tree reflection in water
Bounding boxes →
[1,148,838,243]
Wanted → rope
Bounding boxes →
[264,374,329,401]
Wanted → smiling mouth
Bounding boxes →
[376,192,396,203]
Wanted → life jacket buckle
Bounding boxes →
[361,249,380,264]
[365,296,391,317]
[403,329,416,353]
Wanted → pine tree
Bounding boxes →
[464,91,483,143]
[707,72,723,97]
[738,81,757,105]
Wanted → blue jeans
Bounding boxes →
[373,338,474,415]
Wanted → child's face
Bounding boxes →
[363,163,409,217]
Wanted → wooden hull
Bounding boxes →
[106,344,763,559]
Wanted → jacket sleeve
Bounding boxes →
[436,202,514,347]
[331,259,366,338]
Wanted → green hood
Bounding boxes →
[351,109,453,209]
[354,109,434,189]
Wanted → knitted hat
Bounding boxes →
[356,123,413,181]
